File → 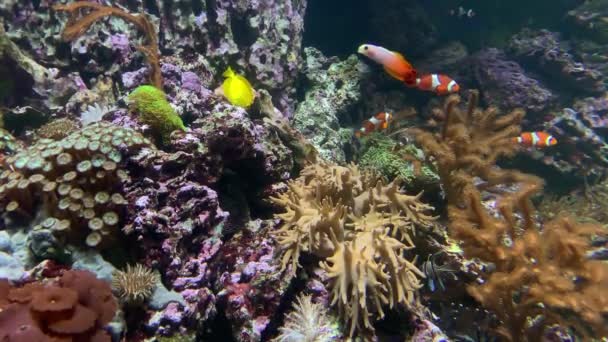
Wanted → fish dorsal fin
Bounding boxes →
[392,51,412,68]
[223,66,236,78]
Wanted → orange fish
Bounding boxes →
[513,132,557,148]
[355,112,392,138]
[358,44,417,86]
[416,74,460,95]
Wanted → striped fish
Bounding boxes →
[513,132,557,148]
[416,74,460,95]
[355,112,392,138]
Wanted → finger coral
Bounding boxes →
[413,91,608,341]
[0,269,117,341]
[272,161,436,336]
[0,122,153,249]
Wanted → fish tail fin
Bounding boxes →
[223,66,235,78]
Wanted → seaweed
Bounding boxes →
[53,1,162,89]
[413,91,608,341]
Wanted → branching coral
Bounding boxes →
[272,161,436,336]
[53,1,162,88]
[413,91,608,341]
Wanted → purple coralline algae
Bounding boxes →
[541,95,608,179]
[471,48,556,114]
[211,220,293,341]
[508,29,606,94]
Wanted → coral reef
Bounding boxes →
[470,48,556,114]
[413,91,608,341]
[357,133,439,189]
[0,269,117,341]
[567,0,608,44]
[293,48,362,162]
[54,1,163,88]
[274,294,337,342]
[539,95,608,179]
[112,264,159,305]
[508,29,606,94]
[0,122,153,249]
[128,85,186,145]
[35,118,79,140]
[272,161,437,336]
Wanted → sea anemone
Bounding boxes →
[275,294,335,342]
[111,264,159,305]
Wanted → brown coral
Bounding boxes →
[272,161,436,336]
[36,118,79,140]
[413,91,608,341]
[54,1,162,88]
[0,269,116,341]
[112,264,159,304]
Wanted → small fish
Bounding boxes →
[416,74,460,95]
[513,132,557,148]
[355,112,392,138]
[450,6,475,18]
[219,67,255,108]
[357,44,417,86]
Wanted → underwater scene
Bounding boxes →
[0,0,608,341]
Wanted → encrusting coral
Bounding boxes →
[36,118,79,140]
[112,263,159,305]
[128,85,186,145]
[53,1,162,88]
[272,161,436,336]
[0,122,153,249]
[0,269,117,341]
[412,91,608,341]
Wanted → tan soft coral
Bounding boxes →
[272,161,435,336]
[413,91,608,341]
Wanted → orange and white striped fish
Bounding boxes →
[355,112,392,138]
[513,132,557,148]
[357,44,417,86]
[416,74,460,95]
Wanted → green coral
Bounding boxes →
[358,133,438,185]
[128,85,186,144]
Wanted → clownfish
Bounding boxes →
[355,112,392,138]
[416,74,460,95]
[357,44,417,86]
[513,132,557,148]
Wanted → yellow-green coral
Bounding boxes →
[358,133,438,185]
[128,85,186,144]
[272,161,436,336]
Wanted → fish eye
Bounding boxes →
[364,45,368,50]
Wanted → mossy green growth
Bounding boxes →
[128,85,186,145]
[358,133,438,185]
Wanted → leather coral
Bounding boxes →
[272,161,436,336]
[0,269,117,341]
[413,91,608,341]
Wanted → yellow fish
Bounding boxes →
[220,67,255,108]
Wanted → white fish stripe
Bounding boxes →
[545,136,554,145]
[431,74,441,89]
[447,80,457,92]
[531,132,540,146]
[517,137,523,143]
[369,116,381,128]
